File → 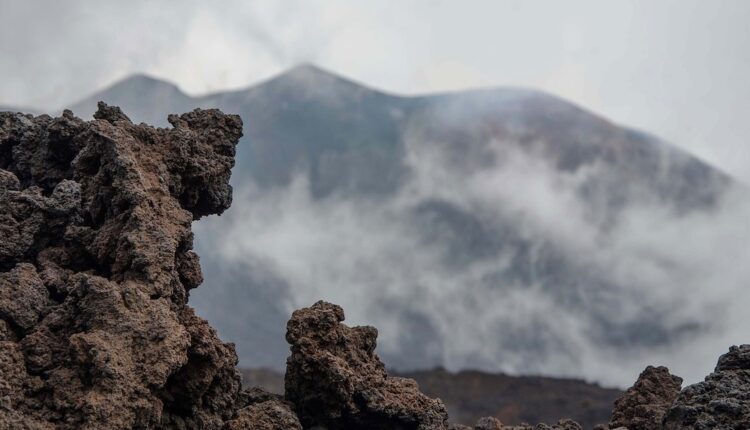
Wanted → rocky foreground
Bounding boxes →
[241,367,622,428]
[0,105,748,429]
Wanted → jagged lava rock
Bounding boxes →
[663,344,750,429]
[0,104,248,429]
[284,300,450,429]
[608,365,683,430]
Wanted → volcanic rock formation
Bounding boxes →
[0,105,452,430]
[608,366,683,429]
[662,344,750,429]
[284,301,450,429]
[0,103,245,429]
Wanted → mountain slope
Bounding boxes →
[68,74,195,126]
[65,65,729,204]
[240,367,622,429]
[51,65,748,386]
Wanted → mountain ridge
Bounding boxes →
[2,64,732,186]
[2,65,745,386]
[59,65,734,184]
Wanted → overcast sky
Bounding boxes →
[1,0,748,182]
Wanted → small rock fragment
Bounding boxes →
[609,365,682,430]
[284,300,450,430]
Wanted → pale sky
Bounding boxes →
[1,0,749,182]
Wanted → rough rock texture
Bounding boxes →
[448,417,582,430]
[662,345,750,429]
[3,104,749,430]
[284,300,450,429]
[225,387,301,430]
[0,105,455,430]
[0,104,246,429]
[608,366,683,430]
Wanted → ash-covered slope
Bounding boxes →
[61,65,749,386]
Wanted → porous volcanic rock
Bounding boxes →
[0,104,246,429]
[225,387,302,430]
[284,300,450,429]
[662,344,750,429]
[448,417,582,430]
[608,365,683,430]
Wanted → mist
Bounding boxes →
[193,100,750,387]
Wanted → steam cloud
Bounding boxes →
[193,112,750,388]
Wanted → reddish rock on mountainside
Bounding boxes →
[241,367,621,428]
[284,300,450,429]
[402,368,620,428]
[0,104,245,429]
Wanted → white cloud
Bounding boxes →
[195,120,750,386]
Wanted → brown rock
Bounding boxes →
[284,300,450,429]
[0,263,50,332]
[0,104,244,429]
[226,388,301,430]
[475,416,503,429]
[609,365,682,430]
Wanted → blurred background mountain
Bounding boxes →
[16,64,742,389]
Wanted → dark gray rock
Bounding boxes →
[663,345,750,429]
